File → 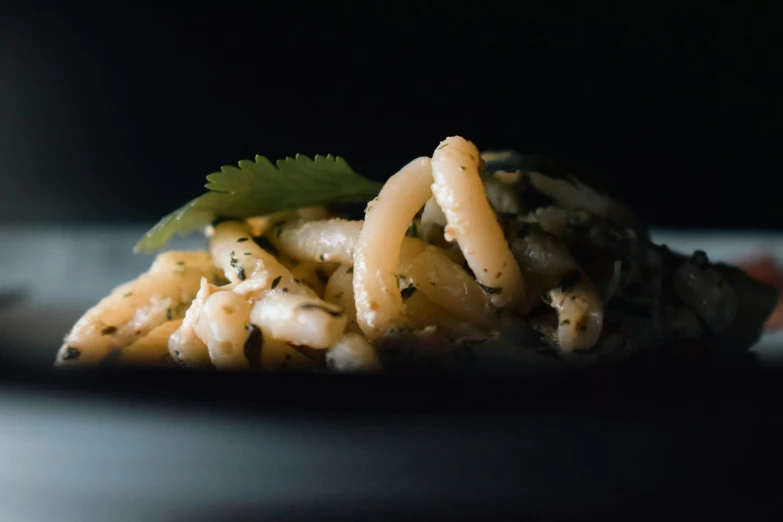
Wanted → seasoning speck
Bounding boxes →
[124,292,133,297]
[282,287,289,294]
[101,326,117,336]
[167,308,173,321]
[237,237,249,243]
[271,276,282,289]
[400,285,417,300]
[478,283,502,295]
[346,266,354,274]
[62,347,81,361]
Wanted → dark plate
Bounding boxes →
[2,360,783,521]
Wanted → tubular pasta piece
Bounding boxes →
[324,264,359,332]
[169,277,214,368]
[249,293,347,349]
[431,136,526,308]
[210,221,310,299]
[326,333,381,373]
[55,251,219,367]
[195,290,253,369]
[353,157,433,339]
[403,290,484,339]
[118,319,183,366]
[405,246,496,331]
[512,233,603,352]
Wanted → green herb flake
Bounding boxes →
[346,266,354,274]
[478,283,503,295]
[176,261,185,266]
[406,222,418,238]
[271,276,282,289]
[167,307,173,321]
[101,326,117,336]
[62,347,81,361]
[229,251,246,280]
[282,287,289,294]
[400,285,417,300]
[237,237,249,243]
[134,154,383,252]
[123,291,133,298]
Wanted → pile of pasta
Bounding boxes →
[55,136,772,371]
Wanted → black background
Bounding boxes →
[1,5,780,228]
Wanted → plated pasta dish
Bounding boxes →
[55,136,777,372]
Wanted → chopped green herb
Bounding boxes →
[166,307,173,321]
[406,222,418,238]
[237,237,249,243]
[560,319,571,325]
[62,347,81,360]
[282,287,289,294]
[244,252,251,256]
[101,326,117,336]
[346,266,354,274]
[134,154,383,252]
[319,254,327,262]
[123,291,133,297]
[271,276,282,289]
[478,283,503,295]
[334,291,344,299]
[176,261,185,266]
[297,303,344,317]
[400,285,417,300]
[229,251,245,280]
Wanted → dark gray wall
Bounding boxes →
[1,6,779,228]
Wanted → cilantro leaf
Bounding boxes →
[134,154,382,252]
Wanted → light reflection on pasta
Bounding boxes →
[55,135,767,372]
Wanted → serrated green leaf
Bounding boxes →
[134,154,382,253]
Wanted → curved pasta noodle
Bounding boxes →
[512,233,603,352]
[250,293,346,349]
[353,157,434,339]
[211,221,311,299]
[169,277,214,368]
[324,264,359,332]
[118,319,183,366]
[195,289,253,369]
[403,290,484,339]
[272,218,362,264]
[431,136,526,308]
[405,246,496,330]
[326,333,381,372]
[56,251,218,367]
[273,218,494,330]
